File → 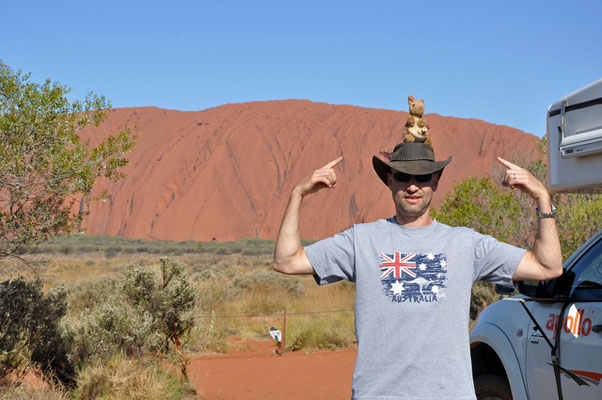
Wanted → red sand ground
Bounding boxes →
[188,341,356,400]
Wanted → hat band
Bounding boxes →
[391,157,435,162]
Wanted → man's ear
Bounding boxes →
[387,173,393,188]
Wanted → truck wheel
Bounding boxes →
[474,374,512,400]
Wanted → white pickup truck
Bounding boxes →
[470,79,602,400]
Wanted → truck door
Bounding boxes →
[526,235,602,400]
[525,301,563,400]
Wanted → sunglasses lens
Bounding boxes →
[393,173,432,183]
[393,173,411,182]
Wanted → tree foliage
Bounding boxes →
[433,177,523,245]
[434,138,601,260]
[0,61,136,259]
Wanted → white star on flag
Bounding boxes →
[419,263,427,271]
[391,280,404,295]
[432,285,439,293]
[427,253,435,260]
[440,259,447,268]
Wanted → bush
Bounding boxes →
[67,277,118,314]
[104,246,121,258]
[0,278,74,383]
[470,282,499,321]
[121,258,197,376]
[63,300,161,367]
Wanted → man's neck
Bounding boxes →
[394,210,434,227]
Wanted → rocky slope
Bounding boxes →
[78,100,540,241]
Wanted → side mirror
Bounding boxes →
[517,281,539,297]
[494,284,516,296]
[517,269,574,299]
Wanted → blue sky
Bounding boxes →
[2,0,601,136]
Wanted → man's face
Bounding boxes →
[387,171,439,218]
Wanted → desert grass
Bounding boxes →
[2,236,357,356]
[0,384,70,400]
[72,356,195,400]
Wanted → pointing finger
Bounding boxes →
[322,156,343,169]
[497,157,519,169]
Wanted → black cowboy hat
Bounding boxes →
[372,142,452,186]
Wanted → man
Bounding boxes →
[273,141,562,400]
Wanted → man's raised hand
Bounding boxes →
[292,156,343,198]
[497,157,548,201]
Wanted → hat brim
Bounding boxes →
[372,155,452,186]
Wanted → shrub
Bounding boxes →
[470,282,499,321]
[241,248,261,256]
[214,247,231,255]
[121,258,197,376]
[104,246,121,258]
[67,277,118,314]
[63,300,161,367]
[0,278,74,383]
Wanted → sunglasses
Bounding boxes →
[393,172,434,183]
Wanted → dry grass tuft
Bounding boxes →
[73,357,192,400]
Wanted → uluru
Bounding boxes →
[78,100,541,241]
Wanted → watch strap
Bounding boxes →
[536,204,556,219]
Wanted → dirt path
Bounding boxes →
[188,341,356,400]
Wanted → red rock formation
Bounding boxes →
[78,101,541,241]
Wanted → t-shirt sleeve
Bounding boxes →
[472,231,526,287]
[304,226,356,285]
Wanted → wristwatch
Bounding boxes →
[536,204,556,219]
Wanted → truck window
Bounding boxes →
[567,238,602,300]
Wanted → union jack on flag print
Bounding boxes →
[378,252,448,303]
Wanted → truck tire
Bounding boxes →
[474,374,513,400]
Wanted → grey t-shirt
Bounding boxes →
[304,218,525,400]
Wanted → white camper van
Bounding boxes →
[547,78,602,193]
[469,79,602,400]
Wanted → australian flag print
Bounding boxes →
[379,252,448,303]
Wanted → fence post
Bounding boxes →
[280,308,286,356]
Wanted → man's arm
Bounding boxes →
[273,156,343,275]
[497,157,563,281]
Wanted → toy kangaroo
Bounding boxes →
[403,95,431,144]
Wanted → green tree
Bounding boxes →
[433,176,523,245]
[434,138,601,259]
[0,61,136,260]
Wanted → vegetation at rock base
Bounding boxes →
[0,61,136,261]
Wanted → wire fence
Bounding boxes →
[197,309,353,319]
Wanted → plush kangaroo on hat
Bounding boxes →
[403,95,431,144]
